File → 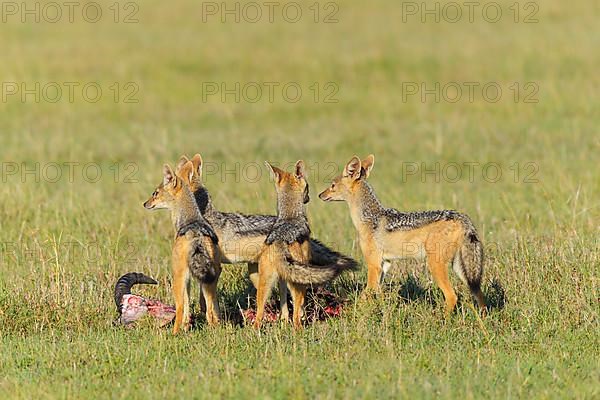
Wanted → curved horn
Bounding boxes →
[114,272,158,313]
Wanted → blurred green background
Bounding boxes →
[0,1,598,398]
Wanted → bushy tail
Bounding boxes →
[278,239,358,285]
[114,272,158,312]
[453,215,486,309]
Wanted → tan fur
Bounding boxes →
[255,246,283,327]
[177,154,290,320]
[177,154,357,322]
[320,155,485,314]
[144,162,221,333]
[222,236,265,263]
[178,155,269,263]
[171,238,191,333]
[256,244,309,330]
[254,161,356,329]
[255,162,311,330]
[170,236,221,332]
[199,236,221,326]
[359,220,465,312]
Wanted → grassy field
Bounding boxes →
[0,0,598,398]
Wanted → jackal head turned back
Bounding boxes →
[318,154,374,202]
[265,160,309,217]
[174,153,213,213]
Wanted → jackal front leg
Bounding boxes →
[172,255,191,334]
[360,238,384,292]
[254,249,279,329]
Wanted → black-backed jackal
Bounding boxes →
[143,162,221,333]
[319,155,485,314]
[256,160,356,329]
[176,154,357,321]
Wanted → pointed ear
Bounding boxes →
[163,164,175,187]
[175,155,190,175]
[179,160,194,184]
[343,156,362,180]
[361,154,375,178]
[265,162,283,183]
[295,160,306,179]
[191,154,203,178]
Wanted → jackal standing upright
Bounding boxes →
[176,154,357,320]
[319,155,485,314]
[143,162,221,333]
[256,160,356,329]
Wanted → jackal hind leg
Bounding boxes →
[426,248,458,316]
[202,279,220,326]
[199,289,207,314]
[287,282,307,330]
[278,278,289,321]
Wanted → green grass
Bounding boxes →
[0,0,598,398]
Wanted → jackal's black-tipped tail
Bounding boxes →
[114,272,158,312]
[452,214,486,310]
[458,234,485,309]
[280,239,358,285]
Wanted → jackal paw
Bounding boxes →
[173,322,190,335]
[279,305,290,321]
